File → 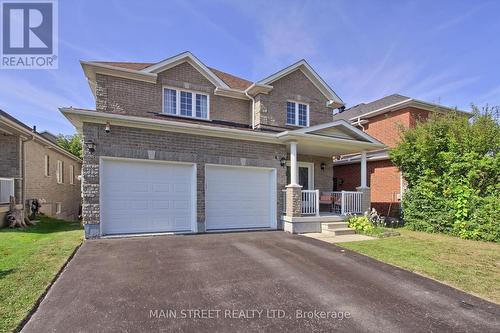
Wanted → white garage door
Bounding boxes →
[205,165,276,230]
[101,159,196,235]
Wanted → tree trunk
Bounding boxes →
[6,196,33,228]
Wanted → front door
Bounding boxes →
[286,162,313,190]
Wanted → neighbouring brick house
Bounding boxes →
[0,110,82,226]
[62,51,385,238]
[331,94,466,217]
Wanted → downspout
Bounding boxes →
[245,91,255,130]
[352,116,365,131]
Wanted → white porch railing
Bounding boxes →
[331,191,363,215]
[282,189,362,216]
[301,190,319,215]
[282,189,287,214]
[0,178,15,204]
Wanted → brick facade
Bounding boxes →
[255,69,333,129]
[96,62,251,125]
[24,140,82,220]
[334,160,401,216]
[81,123,287,232]
[333,107,431,217]
[0,131,81,225]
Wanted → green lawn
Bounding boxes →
[340,229,500,304]
[0,216,83,332]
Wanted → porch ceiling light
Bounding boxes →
[84,140,96,153]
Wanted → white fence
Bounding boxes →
[332,191,363,215]
[0,178,15,204]
[301,190,319,215]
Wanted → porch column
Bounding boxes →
[357,150,371,213]
[360,150,367,188]
[289,141,298,185]
[286,141,302,217]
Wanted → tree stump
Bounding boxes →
[6,196,33,228]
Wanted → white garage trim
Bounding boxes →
[204,164,277,231]
[99,157,197,236]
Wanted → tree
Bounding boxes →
[56,133,82,158]
[390,106,500,242]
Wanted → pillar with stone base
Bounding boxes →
[285,184,302,217]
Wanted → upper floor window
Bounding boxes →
[163,87,209,120]
[286,101,309,127]
[56,160,64,184]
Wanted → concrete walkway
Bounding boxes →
[304,232,376,243]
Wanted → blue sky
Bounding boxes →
[1,0,499,134]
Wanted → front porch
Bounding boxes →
[277,121,385,234]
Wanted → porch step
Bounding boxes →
[324,228,357,236]
[321,222,349,230]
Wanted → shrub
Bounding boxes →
[347,215,374,233]
[391,106,500,242]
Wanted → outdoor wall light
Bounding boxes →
[84,140,96,153]
[280,157,287,167]
[321,162,326,171]
[105,121,111,133]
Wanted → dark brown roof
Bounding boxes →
[92,61,253,90]
[94,61,153,70]
[208,67,253,90]
[332,94,411,121]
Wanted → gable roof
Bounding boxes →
[208,67,253,90]
[84,53,343,104]
[333,94,468,121]
[257,60,344,108]
[333,94,411,121]
[0,110,82,162]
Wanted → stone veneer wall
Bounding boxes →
[81,123,287,235]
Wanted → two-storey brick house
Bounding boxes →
[62,52,385,238]
[331,94,466,217]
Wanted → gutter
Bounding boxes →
[245,91,256,130]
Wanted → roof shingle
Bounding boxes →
[92,61,253,90]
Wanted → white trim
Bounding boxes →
[286,161,314,190]
[44,155,50,177]
[0,113,82,163]
[162,86,210,120]
[56,160,64,184]
[99,156,198,236]
[55,202,62,214]
[61,108,386,153]
[142,51,230,89]
[204,164,277,231]
[286,100,310,127]
[257,60,343,107]
[278,119,385,146]
[347,98,470,122]
[70,165,75,185]
[61,107,279,144]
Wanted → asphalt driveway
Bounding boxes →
[22,231,500,332]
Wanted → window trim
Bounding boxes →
[55,202,61,214]
[44,155,50,177]
[69,165,74,185]
[56,160,64,184]
[286,100,309,127]
[162,86,210,120]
